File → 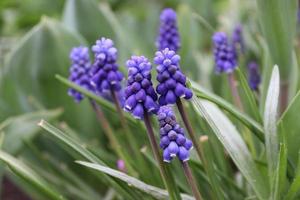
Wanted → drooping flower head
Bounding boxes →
[212,32,237,74]
[68,46,94,102]
[156,8,181,52]
[232,25,245,53]
[154,48,193,106]
[248,61,261,91]
[124,56,159,119]
[157,106,193,162]
[90,37,123,93]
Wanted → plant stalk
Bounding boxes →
[181,161,203,200]
[89,99,136,176]
[176,99,202,160]
[143,113,181,200]
[228,73,243,111]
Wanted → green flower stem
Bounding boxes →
[89,99,137,176]
[176,99,202,160]
[110,89,148,177]
[181,161,203,200]
[143,113,181,200]
[228,73,243,111]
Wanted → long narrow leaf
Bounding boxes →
[0,150,65,200]
[190,80,264,141]
[264,65,280,179]
[192,99,269,199]
[76,161,194,200]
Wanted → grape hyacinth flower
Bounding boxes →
[68,46,94,102]
[124,56,159,119]
[248,61,261,91]
[154,48,193,106]
[232,25,245,53]
[90,37,123,93]
[212,32,237,74]
[156,8,181,52]
[158,106,193,162]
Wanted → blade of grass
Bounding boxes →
[0,150,65,200]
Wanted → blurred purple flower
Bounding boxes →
[68,46,94,102]
[212,32,237,74]
[117,159,126,173]
[156,8,181,52]
[124,55,159,119]
[157,106,193,162]
[232,25,245,53]
[154,48,192,106]
[90,37,124,93]
[248,61,261,91]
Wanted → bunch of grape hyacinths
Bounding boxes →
[154,48,203,161]
[212,32,243,110]
[156,8,181,52]
[158,106,202,200]
[68,46,94,102]
[124,55,181,198]
[248,61,261,91]
[67,42,136,176]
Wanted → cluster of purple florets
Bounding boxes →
[232,25,245,53]
[124,56,159,119]
[212,32,237,74]
[154,48,193,105]
[90,38,124,93]
[68,47,94,102]
[156,8,181,52]
[247,61,261,91]
[158,106,193,162]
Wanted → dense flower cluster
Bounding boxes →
[158,106,193,162]
[68,46,94,102]
[124,56,159,119]
[212,32,237,74]
[232,25,244,53]
[248,61,261,91]
[90,37,123,93]
[156,8,181,52]
[154,48,192,106]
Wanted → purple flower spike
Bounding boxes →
[90,37,124,93]
[248,61,261,91]
[212,32,237,74]
[154,48,193,106]
[232,25,245,53]
[156,8,181,52]
[68,46,94,102]
[124,56,159,119]
[157,106,193,162]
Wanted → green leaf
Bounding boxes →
[264,65,280,178]
[235,68,262,123]
[284,152,300,200]
[190,80,264,142]
[0,150,65,200]
[192,99,269,199]
[271,143,287,200]
[62,0,113,44]
[38,120,136,200]
[76,161,194,200]
[278,90,300,164]
[0,108,62,154]
[0,17,99,135]
[256,0,298,79]
[55,74,138,126]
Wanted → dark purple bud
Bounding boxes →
[125,95,136,110]
[184,139,193,150]
[135,89,146,102]
[176,134,186,145]
[168,130,177,140]
[163,148,172,163]
[132,103,144,119]
[165,90,176,104]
